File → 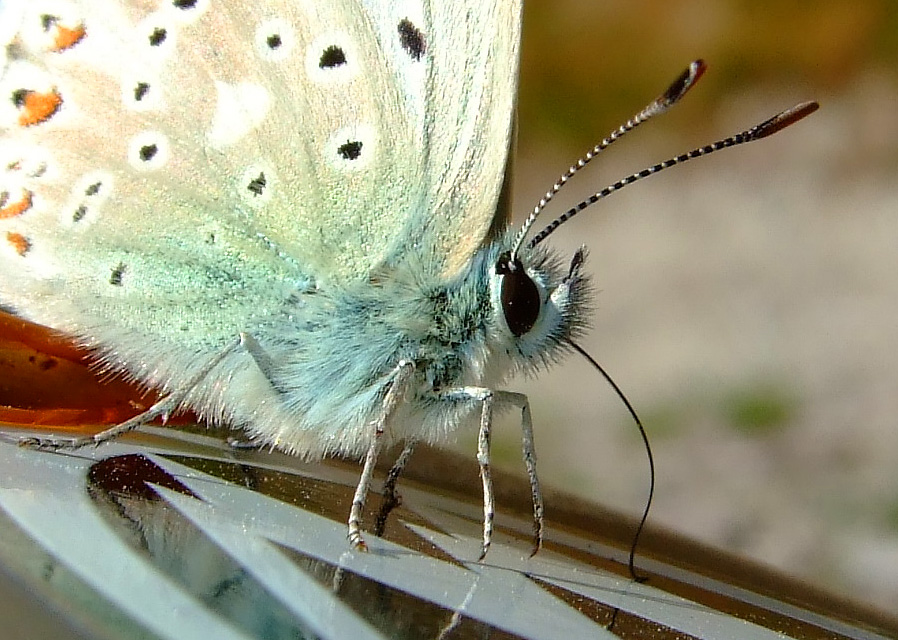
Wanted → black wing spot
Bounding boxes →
[172,0,198,9]
[72,204,88,222]
[319,45,346,68]
[266,33,282,50]
[40,14,57,31]
[247,171,267,196]
[148,28,167,47]
[397,19,425,60]
[109,263,126,286]
[134,82,150,102]
[85,181,102,196]
[337,141,362,161]
[139,144,158,162]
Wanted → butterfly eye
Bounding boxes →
[496,252,541,337]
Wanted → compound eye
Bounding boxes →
[496,252,541,337]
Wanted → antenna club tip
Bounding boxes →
[798,100,821,115]
[690,58,708,79]
[662,59,708,107]
[756,100,820,139]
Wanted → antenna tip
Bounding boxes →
[660,59,708,107]
[756,101,820,139]
[691,58,708,79]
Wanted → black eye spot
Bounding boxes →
[397,19,425,61]
[109,263,126,286]
[247,171,266,196]
[139,144,158,162]
[172,0,198,9]
[148,28,167,46]
[72,204,87,222]
[496,252,541,337]
[266,33,282,50]
[319,45,346,68]
[134,82,150,102]
[85,181,102,196]
[337,140,362,160]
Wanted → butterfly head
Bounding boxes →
[484,230,591,378]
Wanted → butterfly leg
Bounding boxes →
[347,359,415,551]
[19,339,241,450]
[374,440,417,537]
[442,388,543,559]
[440,386,497,559]
[238,332,277,381]
[476,389,497,560]
[499,390,544,556]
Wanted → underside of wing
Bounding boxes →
[0,0,521,354]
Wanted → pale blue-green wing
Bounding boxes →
[0,0,519,353]
[223,0,523,279]
[0,0,312,351]
[357,0,523,278]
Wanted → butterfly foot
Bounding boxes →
[18,434,94,451]
[529,520,543,558]
[226,436,262,450]
[347,529,369,553]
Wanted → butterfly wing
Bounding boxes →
[358,1,523,278]
[0,0,521,353]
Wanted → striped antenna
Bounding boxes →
[510,59,707,260]
[527,100,819,248]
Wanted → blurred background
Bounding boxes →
[452,0,898,613]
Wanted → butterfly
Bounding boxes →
[0,0,817,559]
[0,0,578,557]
